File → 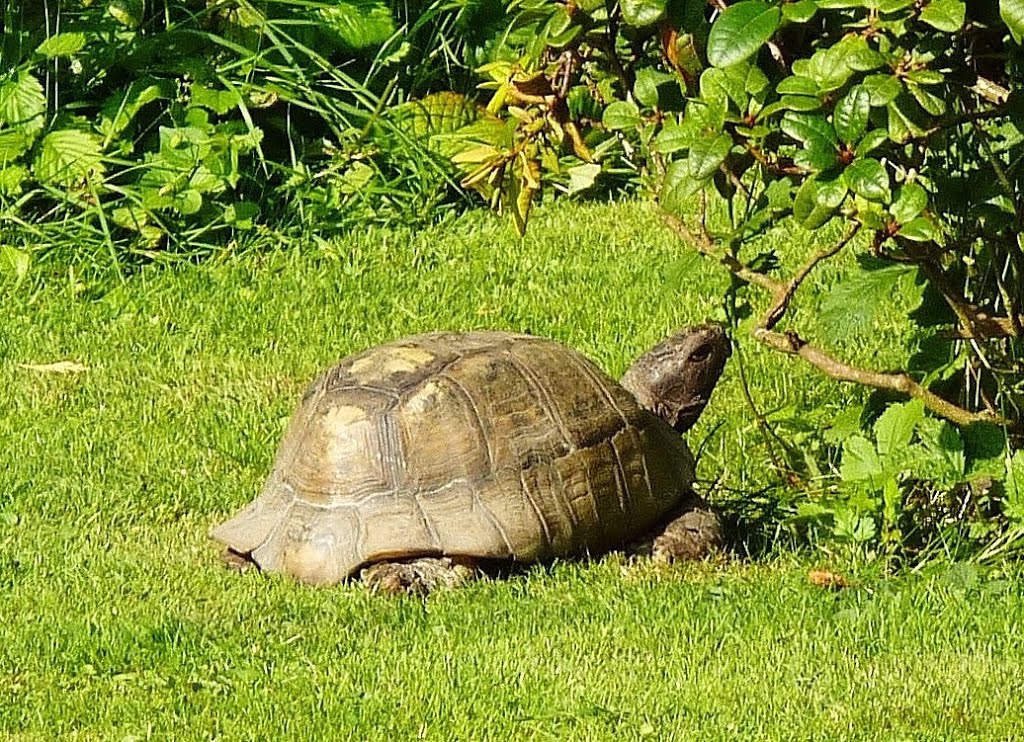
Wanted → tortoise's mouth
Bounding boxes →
[670,397,708,434]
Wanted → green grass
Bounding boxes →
[3,201,1022,739]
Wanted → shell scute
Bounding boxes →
[212,331,696,583]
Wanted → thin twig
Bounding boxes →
[661,212,1011,427]
[662,213,780,293]
[762,224,861,330]
[733,340,801,485]
[753,328,1009,427]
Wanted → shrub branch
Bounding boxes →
[661,213,1010,427]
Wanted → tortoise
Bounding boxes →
[212,326,730,594]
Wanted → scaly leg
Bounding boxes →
[360,557,479,596]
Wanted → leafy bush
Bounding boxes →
[452,0,1024,559]
[0,0,491,282]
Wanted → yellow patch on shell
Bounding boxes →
[322,405,372,465]
[322,404,369,428]
[348,346,435,382]
[404,380,440,414]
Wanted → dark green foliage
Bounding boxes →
[444,0,1024,558]
[0,0,491,277]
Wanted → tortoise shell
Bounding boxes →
[212,331,698,584]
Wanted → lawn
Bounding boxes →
[3,201,1023,739]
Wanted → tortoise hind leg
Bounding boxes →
[651,507,724,562]
[630,503,724,562]
[360,557,479,596]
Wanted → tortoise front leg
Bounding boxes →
[630,503,724,562]
[360,556,479,596]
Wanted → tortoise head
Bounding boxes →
[620,324,730,434]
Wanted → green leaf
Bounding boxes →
[1005,451,1024,517]
[906,81,945,116]
[777,95,824,112]
[224,201,259,229]
[566,163,601,194]
[35,32,86,58]
[794,140,840,172]
[782,0,818,23]
[0,164,28,195]
[707,2,782,68]
[661,160,705,213]
[0,129,33,162]
[763,178,793,210]
[840,37,885,72]
[190,85,242,115]
[700,66,748,110]
[793,176,838,229]
[99,79,173,140]
[856,128,889,156]
[603,100,642,130]
[890,182,928,223]
[815,176,848,208]
[318,2,396,50]
[781,112,837,146]
[905,70,944,85]
[688,133,733,179]
[833,509,877,544]
[776,77,820,96]
[621,0,668,26]
[0,71,46,137]
[1003,0,1024,43]
[861,75,902,106]
[108,0,144,27]
[916,417,966,484]
[898,215,942,242]
[919,0,965,32]
[634,68,678,109]
[874,399,925,460]
[391,92,482,142]
[834,85,871,144]
[34,129,105,186]
[174,189,203,215]
[654,120,700,153]
[111,205,150,231]
[824,404,865,444]
[963,423,1008,478]
[819,263,918,335]
[843,158,890,202]
[887,98,928,142]
[841,435,885,483]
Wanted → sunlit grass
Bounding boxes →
[4,201,1016,739]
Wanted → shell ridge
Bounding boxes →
[503,349,574,454]
[437,371,495,471]
[249,499,297,568]
[471,488,515,557]
[412,491,443,550]
[608,437,632,514]
[518,467,553,552]
[564,351,631,427]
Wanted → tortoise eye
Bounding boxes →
[690,344,712,363]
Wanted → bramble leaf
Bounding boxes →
[843,158,890,202]
[621,0,668,26]
[707,2,781,68]
[35,32,86,58]
[1003,0,1024,43]
[875,400,925,459]
[0,71,46,137]
[919,0,965,32]
[834,85,870,144]
[35,130,106,186]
